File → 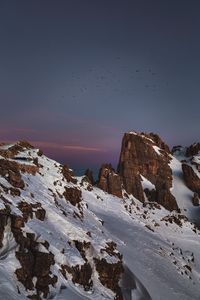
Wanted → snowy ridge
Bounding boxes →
[0,141,199,299]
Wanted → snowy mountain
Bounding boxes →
[0,132,199,300]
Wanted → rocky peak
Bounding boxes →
[186,143,200,157]
[84,168,94,185]
[97,164,122,198]
[117,131,178,211]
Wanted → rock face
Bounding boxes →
[63,187,82,206]
[192,193,200,206]
[0,159,25,189]
[98,164,122,198]
[62,165,77,184]
[182,164,200,196]
[186,143,200,157]
[117,132,178,211]
[84,169,94,185]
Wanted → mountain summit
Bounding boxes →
[0,132,199,300]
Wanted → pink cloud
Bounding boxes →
[31,141,105,152]
[0,139,105,153]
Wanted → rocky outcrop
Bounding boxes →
[62,263,93,291]
[84,169,94,185]
[62,165,77,184]
[0,159,25,189]
[192,193,199,206]
[63,187,82,206]
[98,164,122,198]
[0,140,34,159]
[117,132,178,211]
[186,143,200,157]
[182,164,200,196]
[94,258,123,300]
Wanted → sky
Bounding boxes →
[0,0,199,174]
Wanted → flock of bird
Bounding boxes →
[60,57,169,102]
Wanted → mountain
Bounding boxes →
[0,132,199,300]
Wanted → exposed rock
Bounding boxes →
[117,132,178,211]
[0,205,57,298]
[84,169,94,185]
[73,240,91,260]
[94,258,123,300]
[62,165,77,184]
[186,143,200,157]
[100,241,122,259]
[192,193,199,206]
[182,164,200,196]
[35,207,46,220]
[98,164,122,198]
[16,250,57,297]
[18,202,33,222]
[145,132,171,153]
[0,159,25,189]
[15,251,35,290]
[63,187,82,206]
[0,206,11,247]
[0,140,33,159]
[161,214,188,227]
[64,263,93,291]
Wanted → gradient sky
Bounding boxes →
[0,0,199,173]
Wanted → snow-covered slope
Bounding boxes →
[0,140,199,300]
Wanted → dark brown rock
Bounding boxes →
[192,193,199,206]
[62,165,77,184]
[186,143,200,157]
[98,164,122,198]
[0,159,25,188]
[15,251,35,290]
[63,187,82,206]
[16,250,56,297]
[146,132,171,153]
[0,141,33,159]
[0,206,11,247]
[182,163,200,196]
[65,263,93,291]
[73,240,91,260]
[34,252,54,277]
[84,169,94,185]
[94,258,123,300]
[117,132,178,211]
[35,208,46,221]
[18,202,33,222]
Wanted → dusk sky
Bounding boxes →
[0,1,199,173]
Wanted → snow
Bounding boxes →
[82,187,200,300]
[140,175,155,191]
[170,155,200,224]
[128,132,154,144]
[152,145,162,155]
[0,144,14,150]
[0,143,199,299]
